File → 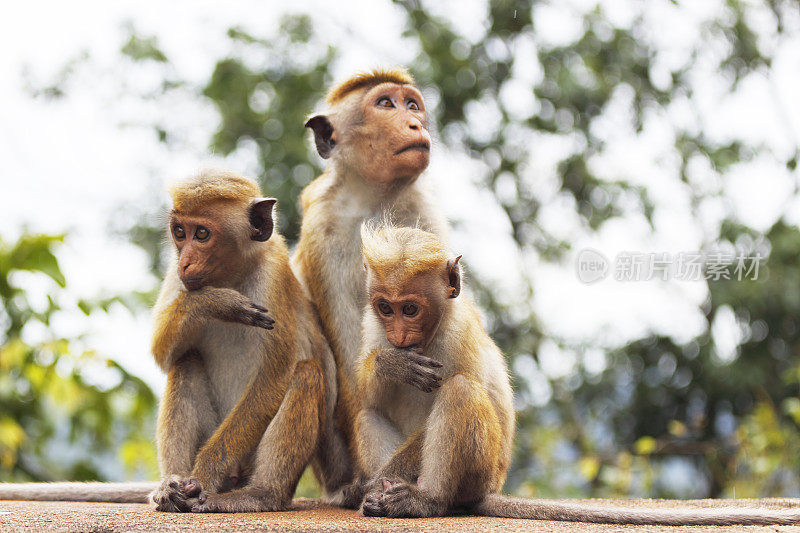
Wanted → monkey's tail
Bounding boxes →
[0,481,158,503]
[474,494,800,525]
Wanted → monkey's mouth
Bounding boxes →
[395,142,430,155]
[181,277,205,291]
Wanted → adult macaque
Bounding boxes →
[353,225,800,526]
[148,170,350,512]
[293,68,447,499]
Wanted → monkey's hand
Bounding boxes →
[375,347,442,392]
[327,477,367,509]
[150,475,202,512]
[198,287,276,330]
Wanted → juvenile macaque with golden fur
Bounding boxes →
[351,225,800,526]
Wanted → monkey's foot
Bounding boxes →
[362,478,443,518]
[150,476,202,512]
[191,487,286,513]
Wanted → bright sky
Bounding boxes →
[1,0,798,398]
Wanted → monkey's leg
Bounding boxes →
[337,407,397,510]
[355,408,405,474]
[309,339,354,500]
[377,374,503,518]
[374,429,423,481]
[353,411,421,512]
[151,352,220,512]
[311,414,353,501]
[191,360,325,513]
[189,357,290,495]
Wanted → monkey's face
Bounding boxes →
[370,274,445,350]
[170,214,239,291]
[351,83,431,184]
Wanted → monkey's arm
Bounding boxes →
[191,360,327,513]
[357,349,382,406]
[335,428,423,510]
[189,360,291,493]
[150,353,220,512]
[373,429,423,481]
[152,286,275,371]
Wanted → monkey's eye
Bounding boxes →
[376,96,395,108]
[402,303,419,317]
[172,225,185,240]
[406,100,420,111]
[195,226,211,242]
[377,300,393,316]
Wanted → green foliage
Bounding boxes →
[202,21,333,242]
[392,0,800,498]
[0,233,158,481]
[121,33,168,63]
[19,0,800,499]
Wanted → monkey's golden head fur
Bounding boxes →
[326,67,415,106]
[361,225,447,285]
[169,169,262,213]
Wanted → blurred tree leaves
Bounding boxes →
[18,0,800,499]
[121,32,167,63]
[392,0,800,498]
[0,233,157,481]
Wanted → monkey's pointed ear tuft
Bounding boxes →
[305,115,336,159]
[250,198,277,242]
[447,255,462,298]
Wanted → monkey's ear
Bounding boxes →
[250,198,277,242]
[305,115,336,159]
[447,255,462,298]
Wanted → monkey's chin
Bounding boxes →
[378,159,429,185]
[181,278,205,291]
[402,152,430,172]
[396,149,429,166]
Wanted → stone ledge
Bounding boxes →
[1,497,799,532]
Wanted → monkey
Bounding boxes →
[0,170,351,511]
[292,67,448,502]
[349,224,800,526]
[147,169,351,512]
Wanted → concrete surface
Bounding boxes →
[1,497,800,532]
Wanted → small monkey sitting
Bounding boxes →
[354,224,515,518]
[350,225,800,525]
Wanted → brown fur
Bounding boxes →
[169,170,260,214]
[150,169,351,513]
[351,227,800,525]
[354,227,513,518]
[326,67,414,105]
[293,69,448,503]
[361,225,448,287]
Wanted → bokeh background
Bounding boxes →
[2,0,800,499]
